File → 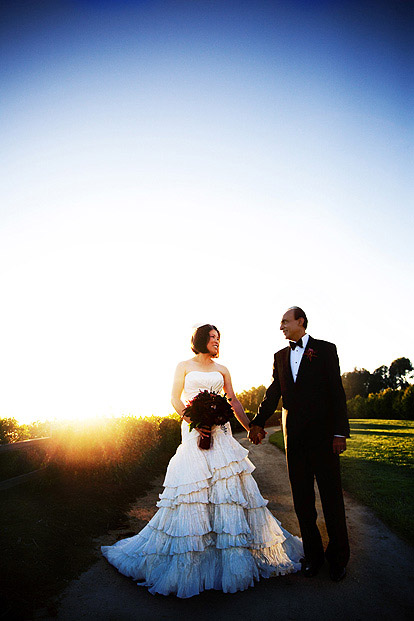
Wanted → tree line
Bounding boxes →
[341,357,413,400]
[339,356,414,421]
[346,385,414,420]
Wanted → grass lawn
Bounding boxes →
[269,419,414,546]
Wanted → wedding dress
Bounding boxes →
[101,371,303,597]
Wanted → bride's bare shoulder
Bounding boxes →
[175,358,197,372]
[215,362,230,375]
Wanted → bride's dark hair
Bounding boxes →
[191,324,220,355]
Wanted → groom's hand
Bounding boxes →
[248,425,267,445]
[333,436,346,454]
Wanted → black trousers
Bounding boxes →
[286,442,350,568]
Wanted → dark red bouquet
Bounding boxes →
[183,390,234,449]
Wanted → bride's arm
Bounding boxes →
[222,367,251,431]
[171,362,190,422]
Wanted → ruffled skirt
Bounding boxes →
[101,423,303,598]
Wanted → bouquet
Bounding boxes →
[183,390,234,449]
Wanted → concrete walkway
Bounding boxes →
[39,428,414,620]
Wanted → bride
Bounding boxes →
[101,324,303,597]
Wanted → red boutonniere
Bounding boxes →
[304,348,317,361]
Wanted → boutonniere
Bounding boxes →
[304,348,317,361]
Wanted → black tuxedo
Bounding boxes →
[252,336,350,568]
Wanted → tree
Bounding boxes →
[388,357,413,389]
[0,418,29,444]
[341,368,371,400]
[367,365,389,394]
[236,385,267,414]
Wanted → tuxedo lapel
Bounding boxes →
[282,346,295,389]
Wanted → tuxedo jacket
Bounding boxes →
[252,337,350,449]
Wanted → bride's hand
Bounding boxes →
[197,426,211,439]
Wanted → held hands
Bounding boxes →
[248,425,267,445]
[333,436,347,455]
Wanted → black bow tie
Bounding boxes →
[289,338,303,350]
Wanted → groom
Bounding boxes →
[248,307,350,581]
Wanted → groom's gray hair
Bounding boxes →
[288,306,308,330]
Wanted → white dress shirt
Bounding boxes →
[289,333,309,382]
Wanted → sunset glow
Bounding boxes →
[1,1,411,424]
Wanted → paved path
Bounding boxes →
[39,429,414,620]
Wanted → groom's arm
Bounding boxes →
[250,354,282,430]
[326,343,350,438]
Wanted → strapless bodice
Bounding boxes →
[181,370,230,442]
[183,370,224,401]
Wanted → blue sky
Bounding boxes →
[1,0,412,422]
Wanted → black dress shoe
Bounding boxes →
[329,565,346,582]
[301,558,324,577]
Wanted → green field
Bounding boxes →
[269,419,414,545]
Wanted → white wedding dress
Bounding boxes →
[101,371,303,597]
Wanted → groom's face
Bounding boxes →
[280,310,304,342]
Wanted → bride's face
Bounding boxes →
[207,330,220,357]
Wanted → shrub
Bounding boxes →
[0,418,30,444]
[0,418,52,445]
[45,415,181,483]
[401,385,414,420]
[347,386,413,420]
